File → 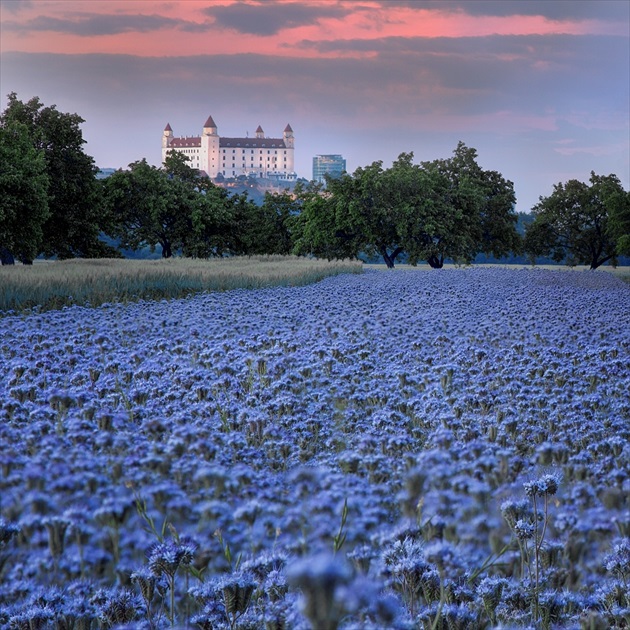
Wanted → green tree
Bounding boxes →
[181,186,234,258]
[257,190,297,255]
[103,159,187,258]
[415,143,518,268]
[295,144,518,269]
[0,121,49,264]
[163,151,234,258]
[103,154,238,259]
[292,180,362,261]
[0,93,115,261]
[524,172,628,269]
[607,188,630,257]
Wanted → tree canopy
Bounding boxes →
[294,143,519,268]
[102,152,296,259]
[0,93,116,263]
[524,172,629,269]
[0,120,49,264]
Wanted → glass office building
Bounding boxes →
[312,154,346,183]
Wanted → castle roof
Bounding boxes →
[204,115,217,128]
[221,137,286,149]
[284,124,293,132]
[169,136,288,149]
[170,137,201,148]
[255,125,264,133]
[164,123,172,131]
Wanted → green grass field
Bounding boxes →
[0,256,363,315]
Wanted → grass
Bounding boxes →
[0,256,363,315]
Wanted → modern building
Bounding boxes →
[162,116,295,180]
[312,154,346,183]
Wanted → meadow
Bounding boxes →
[0,256,363,315]
[0,267,628,629]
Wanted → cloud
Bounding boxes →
[3,32,626,129]
[1,0,34,14]
[290,33,629,115]
[2,12,208,36]
[379,1,629,21]
[202,1,350,35]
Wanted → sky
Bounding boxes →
[1,0,628,213]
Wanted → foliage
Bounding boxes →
[103,158,191,259]
[607,188,630,257]
[0,121,49,264]
[292,180,362,261]
[255,190,296,255]
[103,153,297,259]
[417,142,519,268]
[0,92,117,262]
[524,172,629,269]
[295,144,519,268]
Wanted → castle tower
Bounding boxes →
[203,115,218,136]
[201,115,219,178]
[283,124,294,149]
[162,123,173,149]
[255,125,264,139]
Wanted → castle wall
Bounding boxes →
[163,118,295,180]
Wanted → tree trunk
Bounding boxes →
[161,240,173,258]
[380,248,395,269]
[590,254,613,270]
[0,247,15,265]
[380,246,403,269]
[427,254,444,269]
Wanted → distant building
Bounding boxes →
[162,116,296,180]
[312,154,346,183]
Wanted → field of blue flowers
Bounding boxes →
[1,267,628,629]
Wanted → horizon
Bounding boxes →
[1,0,628,213]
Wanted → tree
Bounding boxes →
[607,188,630,257]
[0,121,49,264]
[292,179,363,261]
[524,172,628,269]
[103,154,239,259]
[103,159,187,258]
[181,185,234,259]
[0,93,116,261]
[256,190,297,255]
[415,143,519,268]
[295,144,519,268]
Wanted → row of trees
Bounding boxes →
[1,94,629,268]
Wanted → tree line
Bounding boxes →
[2,94,629,269]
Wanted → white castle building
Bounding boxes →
[162,115,295,180]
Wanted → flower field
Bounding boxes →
[1,267,628,629]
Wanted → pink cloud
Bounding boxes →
[1,0,626,57]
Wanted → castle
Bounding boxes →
[162,116,295,181]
